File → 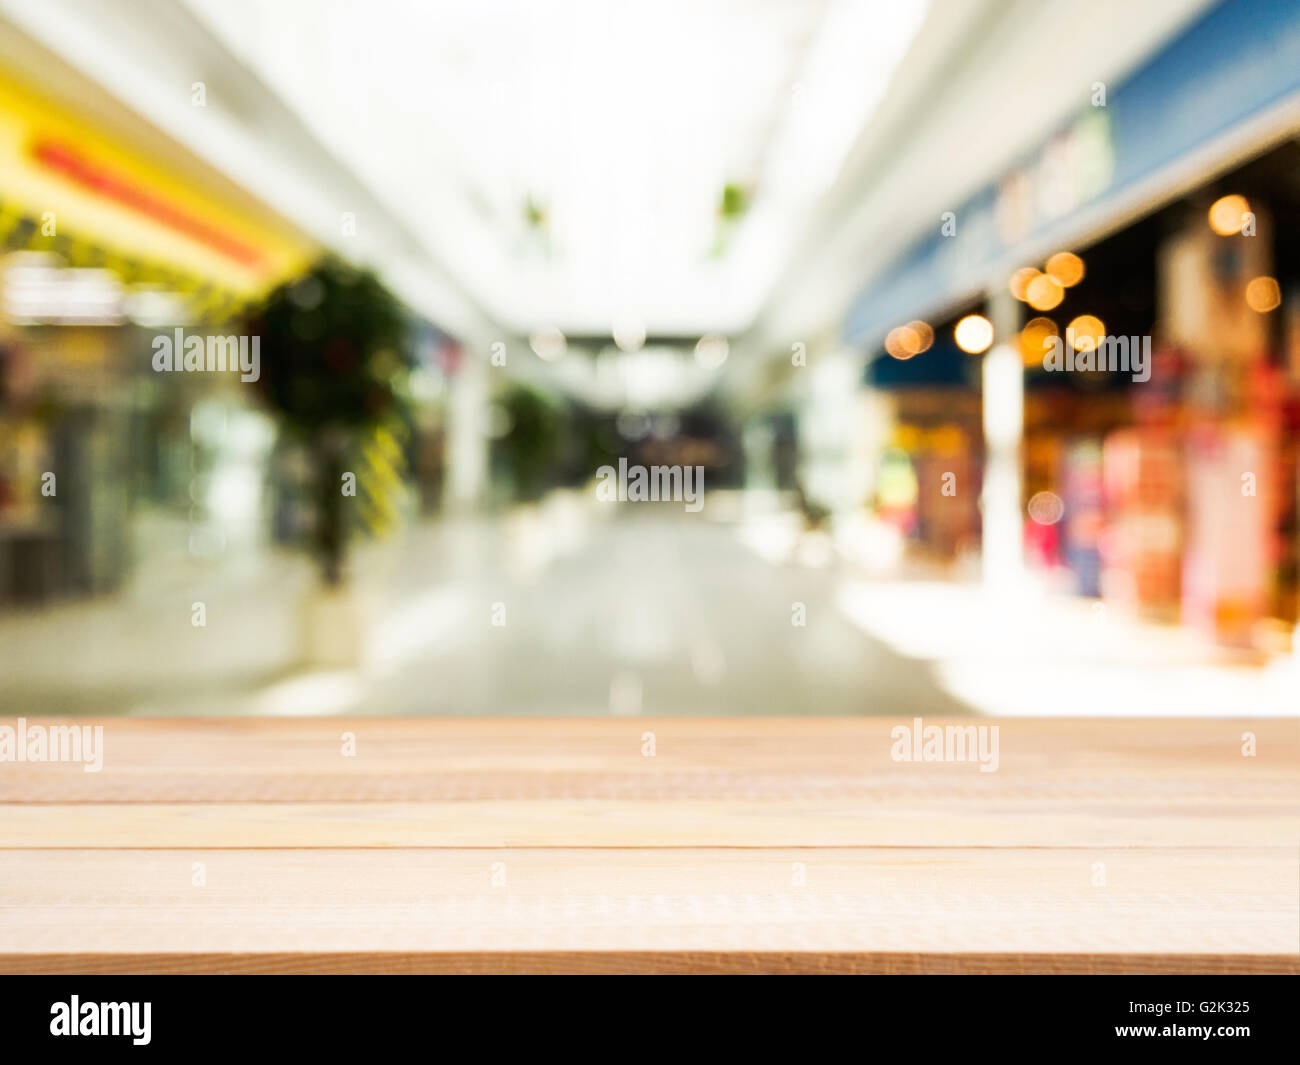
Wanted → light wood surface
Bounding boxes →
[0,717,1296,973]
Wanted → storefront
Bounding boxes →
[844,0,1300,648]
[865,315,984,568]
[0,66,314,603]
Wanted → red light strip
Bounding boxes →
[30,137,267,269]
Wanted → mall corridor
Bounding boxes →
[0,505,972,718]
[362,510,972,718]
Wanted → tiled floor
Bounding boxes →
[1,499,1293,718]
[0,505,970,717]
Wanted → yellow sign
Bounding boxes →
[0,67,314,297]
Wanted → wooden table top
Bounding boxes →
[1,716,1296,974]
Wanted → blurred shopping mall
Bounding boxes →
[0,0,1297,717]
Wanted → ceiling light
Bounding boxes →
[694,334,729,369]
[612,315,646,353]
[529,325,566,361]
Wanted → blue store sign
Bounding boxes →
[846,0,1300,349]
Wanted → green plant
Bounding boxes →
[491,385,563,503]
[245,256,413,585]
[718,182,749,221]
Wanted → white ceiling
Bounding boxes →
[181,0,929,338]
[3,0,1217,407]
[737,0,1219,380]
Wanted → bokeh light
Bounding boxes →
[954,314,994,354]
[1019,317,1058,366]
[1009,267,1040,301]
[1066,314,1105,351]
[1027,491,1065,526]
[1026,274,1064,311]
[529,325,567,361]
[612,315,646,352]
[1244,275,1281,312]
[1045,251,1084,287]
[1208,194,1251,236]
[898,319,934,356]
[694,333,730,368]
[884,325,915,359]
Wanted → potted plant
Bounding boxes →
[491,384,564,504]
[245,256,413,668]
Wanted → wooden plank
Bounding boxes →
[0,848,1294,970]
[2,718,1295,973]
[5,952,1291,975]
[1,717,1294,805]
[1,799,1295,848]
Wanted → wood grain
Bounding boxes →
[2,800,1295,848]
[2,717,1294,803]
[8,952,1293,975]
[0,717,1295,973]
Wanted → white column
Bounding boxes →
[445,351,489,511]
[981,289,1024,591]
